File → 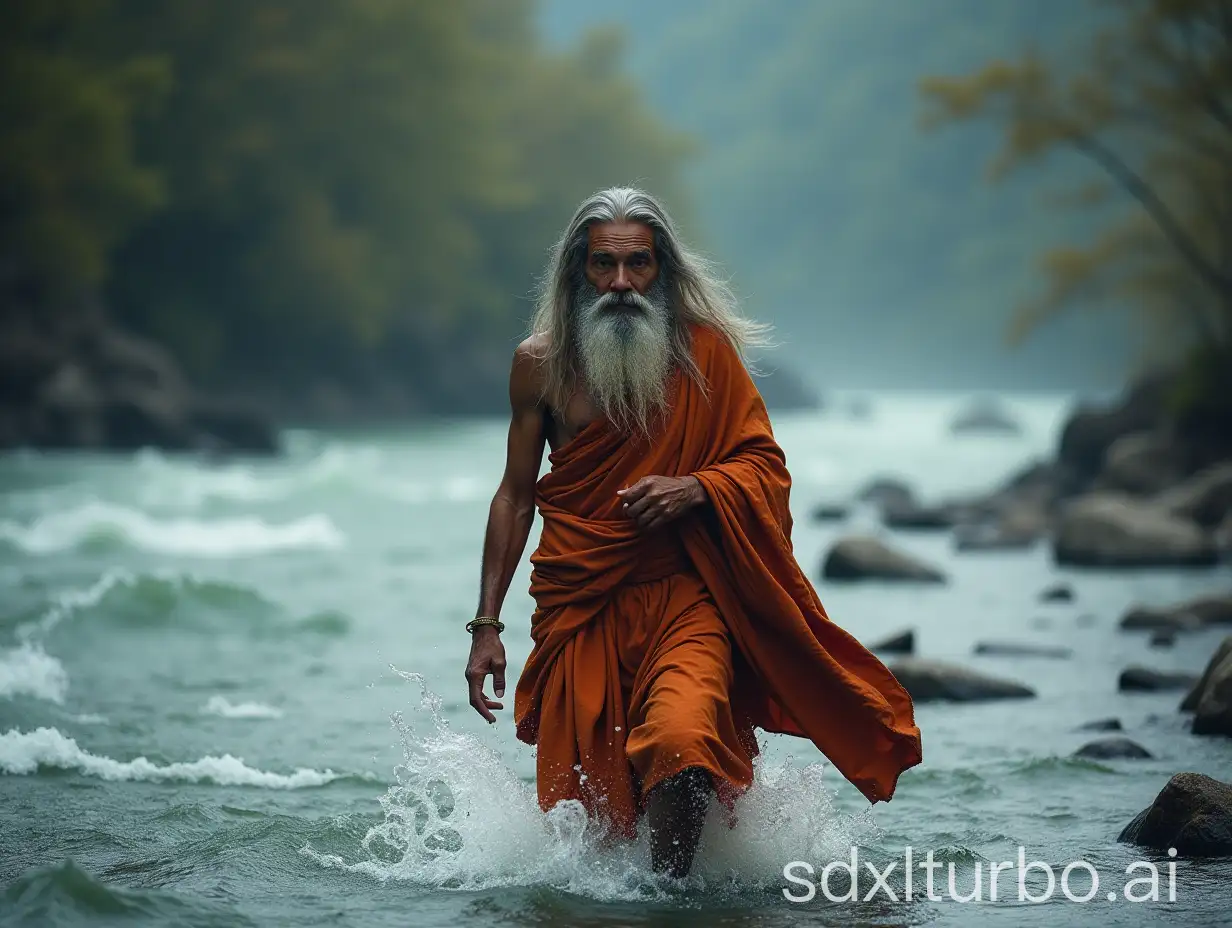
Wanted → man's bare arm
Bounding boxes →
[465,340,546,722]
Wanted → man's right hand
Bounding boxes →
[465,626,507,723]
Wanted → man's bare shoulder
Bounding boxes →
[510,334,550,409]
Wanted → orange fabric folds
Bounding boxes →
[513,324,922,836]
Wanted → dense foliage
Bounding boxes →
[2,1,689,416]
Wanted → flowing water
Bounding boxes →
[2,394,1229,927]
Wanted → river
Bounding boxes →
[2,392,1229,927]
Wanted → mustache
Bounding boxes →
[589,289,655,315]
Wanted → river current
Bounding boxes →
[2,393,1229,927]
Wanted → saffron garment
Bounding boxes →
[513,324,922,838]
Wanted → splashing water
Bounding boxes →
[301,667,878,901]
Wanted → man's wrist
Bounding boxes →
[686,475,707,508]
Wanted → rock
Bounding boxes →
[1059,374,1173,484]
[1155,463,1232,528]
[189,398,280,455]
[1053,493,1218,568]
[856,478,915,511]
[1073,737,1153,760]
[1121,594,1232,632]
[1118,772,1232,856]
[973,641,1073,659]
[1075,613,1098,627]
[1096,431,1186,496]
[1076,717,1123,732]
[0,311,278,455]
[1150,629,1176,648]
[881,503,955,531]
[810,502,850,523]
[1118,667,1202,692]
[821,536,947,583]
[1217,512,1232,553]
[1039,582,1075,603]
[867,629,915,655]
[949,396,1021,435]
[888,658,1035,702]
[1180,637,1232,733]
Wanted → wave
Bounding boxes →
[0,860,251,926]
[201,696,284,719]
[0,502,344,557]
[0,727,371,789]
[132,444,488,509]
[301,667,878,900]
[0,644,68,703]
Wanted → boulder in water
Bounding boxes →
[1095,431,1186,496]
[1054,493,1218,568]
[1074,737,1153,760]
[1118,772,1232,856]
[1038,582,1075,603]
[1150,629,1177,648]
[1154,463,1232,528]
[881,503,955,531]
[973,641,1073,659]
[1180,637,1232,735]
[856,477,915,512]
[1076,717,1123,732]
[1058,375,1173,485]
[821,536,947,583]
[1118,667,1202,692]
[810,502,850,523]
[888,658,1035,702]
[949,396,1021,435]
[867,628,915,655]
[1120,594,1232,632]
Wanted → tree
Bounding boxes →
[919,0,1232,377]
[0,0,167,307]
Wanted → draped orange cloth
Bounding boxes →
[513,323,922,839]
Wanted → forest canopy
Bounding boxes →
[2,0,690,417]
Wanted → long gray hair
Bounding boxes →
[527,186,772,415]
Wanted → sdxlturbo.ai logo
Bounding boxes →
[783,846,1179,904]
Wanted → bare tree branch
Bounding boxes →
[1067,129,1232,298]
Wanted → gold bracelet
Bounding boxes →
[466,616,504,634]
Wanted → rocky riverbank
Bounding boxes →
[816,371,1232,578]
[0,305,277,455]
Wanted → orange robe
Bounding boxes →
[514,323,922,839]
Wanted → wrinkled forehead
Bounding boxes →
[586,221,655,257]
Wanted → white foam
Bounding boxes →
[135,445,381,508]
[301,668,874,899]
[0,727,355,788]
[0,502,344,557]
[201,696,284,719]
[0,645,68,703]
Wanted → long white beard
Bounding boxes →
[574,276,674,436]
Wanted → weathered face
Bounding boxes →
[584,221,659,295]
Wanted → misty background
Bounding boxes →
[4,0,1228,451]
[541,0,1134,392]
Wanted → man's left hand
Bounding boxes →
[617,475,706,531]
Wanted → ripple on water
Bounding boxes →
[1,860,252,927]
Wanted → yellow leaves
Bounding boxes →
[922,0,1232,356]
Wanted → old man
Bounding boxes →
[466,187,921,878]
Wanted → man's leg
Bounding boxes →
[623,582,754,879]
[645,766,712,878]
